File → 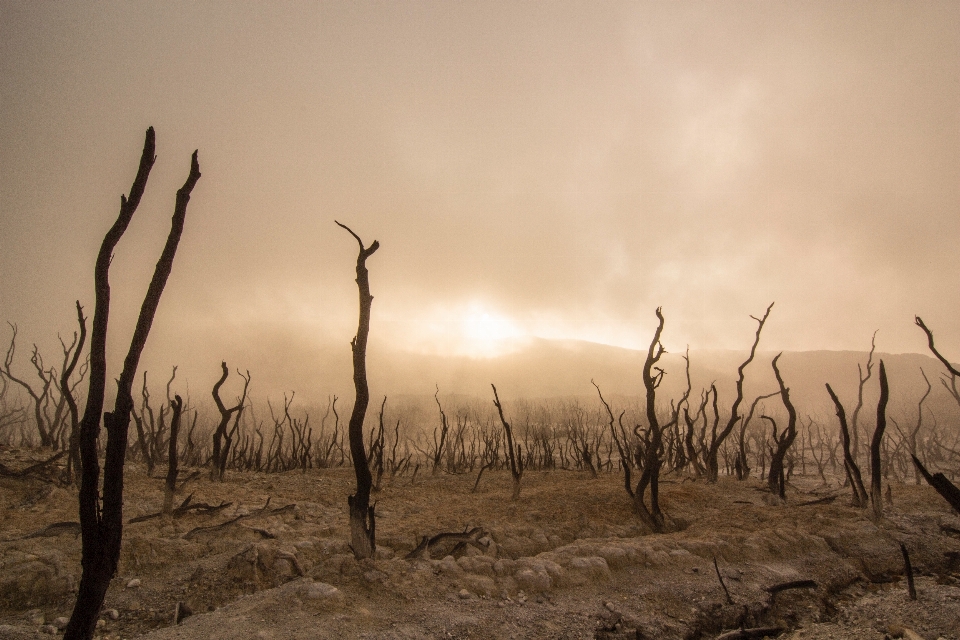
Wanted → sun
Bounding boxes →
[460,307,525,357]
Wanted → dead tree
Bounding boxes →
[901,368,932,485]
[491,383,523,500]
[209,362,250,481]
[850,331,877,462]
[163,395,184,514]
[870,360,889,520]
[2,325,56,447]
[825,383,869,507]
[633,307,672,531]
[915,316,960,412]
[705,303,774,482]
[337,221,379,560]
[735,390,779,480]
[765,354,798,500]
[65,128,200,640]
[61,302,88,484]
[432,385,449,474]
[912,454,960,514]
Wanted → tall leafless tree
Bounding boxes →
[825,382,869,507]
[870,360,889,520]
[765,354,798,500]
[210,362,250,481]
[65,128,200,640]
[337,221,379,559]
[704,302,774,482]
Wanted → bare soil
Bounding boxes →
[1,448,959,640]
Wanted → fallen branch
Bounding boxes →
[713,556,734,605]
[912,455,960,515]
[405,526,487,560]
[795,494,838,507]
[0,451,66,478]
[716,627,785,640]
[766,579,817,595]
[21,521,81,539]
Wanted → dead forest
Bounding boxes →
[2,128,960,640]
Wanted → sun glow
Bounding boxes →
[381,301,529,358]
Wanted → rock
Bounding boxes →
[104,609,120,620]
[514,567,552,592]
[0,549,77,608]
[126,578,141,589]
[458,588,473,599]
[299,581,345,610]
[40,625,57,635]
[24,609,44,625]
[565,556,611,585]
[52,617,69,630]
[460,574,497,598]
[437,555,463,576]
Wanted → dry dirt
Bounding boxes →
[1,448,959,640]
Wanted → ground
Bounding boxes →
[1,448,959,640]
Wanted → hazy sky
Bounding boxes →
[1,1,958,401]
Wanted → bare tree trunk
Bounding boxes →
[337,221,379,560]
[492,384,523,500]
[65,129,199,640]
[705,303,773,482]
[825,383,868,507]
[62,302,87,485]
[163,395,183,514]
[766,354,797,500]
[870,360,888,520]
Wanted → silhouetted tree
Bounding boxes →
[870,360,889,520]
[916,316,960,412]
[163,394,184,514]
[337,221,379,559]
[65,128,200,640]
[704,302,774,482]
[765,353,797,500]
[492,384,523,500]
[825,382,869,507]
[210,362,250,481]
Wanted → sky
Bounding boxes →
[1,1,958,403]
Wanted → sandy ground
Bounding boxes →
[1,448,959,640]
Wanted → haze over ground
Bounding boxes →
[1,2,958,404]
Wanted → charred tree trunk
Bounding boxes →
[163,395,183,514]
[210,362,249,481]
[870,360,889,520]
[705,303,773,482]
[633,307,673,532]
[62,302,87,485]
[825,383,868,507]
[337,221,379,559]
[492,384,523,500]
[65,128,200,640]
[766,354,798,500]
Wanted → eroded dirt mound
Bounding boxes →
[1,451,959,639]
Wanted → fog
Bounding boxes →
[1,2,958,403]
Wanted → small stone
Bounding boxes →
[53,617,69,630]
[458,589,472,599]
[25,609,44,625]
[40,625,57,635]
[96,619,106,628]
[104,609,120,620]
[126,578,141,589]
[605,601,617,611]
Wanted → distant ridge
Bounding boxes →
[365,338,960,422]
